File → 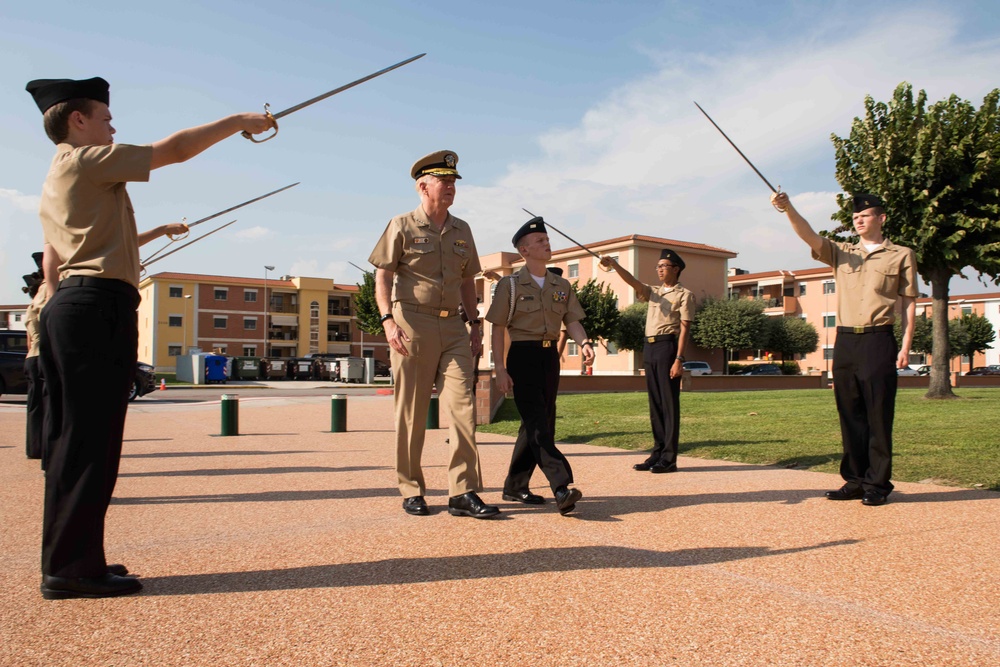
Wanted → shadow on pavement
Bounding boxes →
[111,487,399,505]
[122,450,318,458]
[118,465,391,478]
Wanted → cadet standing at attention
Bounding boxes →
[368,150,499,519]
[771,191,916,506]
[601,249,694,474]
[23,253,47,464]
[27,76,274,599]
[487,218,593,514]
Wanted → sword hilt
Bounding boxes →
[242,104,279,144]
[167,217,190,242]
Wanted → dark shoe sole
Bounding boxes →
[556,488,583,514]
[650,465,678,474]
[825,489,865,500]
[448,507,500,519]
[41,581,143,600]
[633,463,652,471]
[502,492,546,505]
[107,564,130,576]
[862,495,888,506]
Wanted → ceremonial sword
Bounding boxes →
[242,53,427,143]
[141,220,238,272]
[141,182,300,265]
[693,101,786,211]
[521,208,613,271]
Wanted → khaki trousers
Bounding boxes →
[391,305,482,498]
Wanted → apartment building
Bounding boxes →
[0,305,28,331]
[137,272,388,372]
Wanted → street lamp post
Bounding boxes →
[183,294,192,355]
[264,266,274,358]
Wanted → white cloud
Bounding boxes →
[0,188,40,213]
[233,226,272,241]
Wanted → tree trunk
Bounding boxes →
[926,269,956,399]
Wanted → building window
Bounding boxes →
[961,306,972,315]
[14,313,22,322]
[213,317,227,329]
[168,315,182,327]
[823,282,836,295]
[245,289,258,302]
[823,347,834,360]
[168,345,182,357]
[567,340,579,356]
[606,341,618,356]
[214,344,228,354]
[169,286,183,298]
[214,288,228,301]
[823,315,836,328]
[799,283,807,296]
[244,318,257,330]
[243,346,257,356]
[568,263,579,278]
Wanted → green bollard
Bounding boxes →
[331,394,347,432]
[426,393,439,429]
[221,394,239,436]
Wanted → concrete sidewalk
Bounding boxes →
[1,395,997,666]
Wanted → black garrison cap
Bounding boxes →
[512,216,547,248]
[548,267,563,277]
[660,248,685,270]
[852,193,883,213]
[26,77,110,114]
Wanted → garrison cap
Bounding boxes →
[32,252,44,270]
[659,248,685,270]
[852,193,883,213]
[411,150,461,180]
[548,267,564,277]
[512,216,547,248]
[26,77,110,114]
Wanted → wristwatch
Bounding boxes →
[380,313,394,324]
[469,318,481,325]
[677,355,686,362]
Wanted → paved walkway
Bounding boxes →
[1,395,997,666]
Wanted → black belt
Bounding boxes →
[646,334,678,344]
[59,276,138,297]
[510,340,559,349]
[837,325,893,334]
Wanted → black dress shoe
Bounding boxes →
[650,463,678,474]
[502,489,546,505]
[403,496,430,516]
[107,564,130,577]
[554,486,583,515]
[448,492,500,518]
[41,574,143,600]
[862,490,888,506]
[825,484,865,500]
[633,462,653,471]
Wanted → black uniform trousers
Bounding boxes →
[504,343,573,493]
[24,355,44,461]
[832,330,897,496]
[643,336,680,467]
[38,278,139,578]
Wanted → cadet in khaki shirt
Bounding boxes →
[27,76,274,600]
[602,248,695,474]
[368,150,499,519]
[487,218,593,515]
[23,262,47,464]
[772,192,917,506]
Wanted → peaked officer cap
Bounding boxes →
[411,150,462,180]
[26,77,110,114]
[512,216,547,248]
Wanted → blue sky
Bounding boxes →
[3,0,1000,303]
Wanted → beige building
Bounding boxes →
[137,272,388,372]
[478,234,738,375]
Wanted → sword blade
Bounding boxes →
[693,101,778,194]
[188,182,300,229]
[272,54,426,120]
[143,220,238,268]
[521,208,604,262]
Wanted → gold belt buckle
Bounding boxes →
[542,340,552,348]
[438,310,449,318]
[647,336,656,343]
[853,326,865,334]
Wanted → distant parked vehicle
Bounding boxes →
[897,367,920,376]
[734,363,782,376]
[915,365,931,376]
[965,367,1000,376]
[129,363,157,401]
[374,359,391,377]
[0,330,29,397]
[682,361,712,376]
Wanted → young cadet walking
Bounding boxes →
[771,191,917,506]
[368,150,498,519]
[601,249,694,474]
[486,217,594,514]
[26,76,274,599]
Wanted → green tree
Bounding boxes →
[895,313,934,355]
[353,269,383,336]
[573,279,621,350]
[764,316,819,362]
[612,302,648,353]
[830,83,1000,398]
[691,297,768,373]
[950,312,996,362]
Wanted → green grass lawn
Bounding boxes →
[478,388,1000,491]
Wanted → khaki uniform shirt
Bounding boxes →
[813,237,918,327]
[24,283,48,359]
[38,143,152,288]
[638,282,695,336]
[368,207,481,310]
[485,267,585,341]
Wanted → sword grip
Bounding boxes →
[242,105,278,144]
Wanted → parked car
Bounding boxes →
[915,365,931,376]
[374,359,391,377]
[735,363,782,376]
[129,362,157,401]
[897,367,920,376]
[682,360,712,376]
[965,366,1000,376]
[0,330,29,397]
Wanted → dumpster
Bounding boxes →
[204,354,229,384]
[290,358,314,380]
[231,356,260,380]
[262,358,288,380]
[340,357,365,384]
[314,359,338,381]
